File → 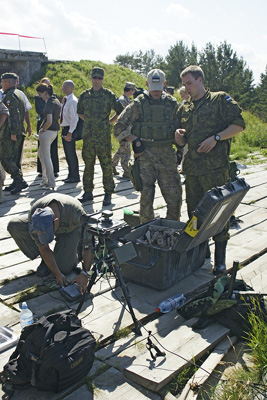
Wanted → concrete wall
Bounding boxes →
[0,49,48,86]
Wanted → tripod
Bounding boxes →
[76,254,142,336]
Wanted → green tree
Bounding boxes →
[165,41,191,87]
[253,66,267,121]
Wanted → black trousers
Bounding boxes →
[61,126,80,180]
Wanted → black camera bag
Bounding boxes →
[2,309,95,395]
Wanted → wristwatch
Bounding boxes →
[214,134,221,142]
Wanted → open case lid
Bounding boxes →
[173,177,250,252]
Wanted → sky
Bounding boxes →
[1,0,266,85]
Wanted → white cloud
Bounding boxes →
[166,3,191,18]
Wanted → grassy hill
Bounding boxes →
[21,60,267,163]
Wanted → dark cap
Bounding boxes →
[91,67,104,78]
[1,72,18,80]
[30,208,54,244]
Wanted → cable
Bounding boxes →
[103,271,267,392]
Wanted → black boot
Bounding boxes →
[4,181,16,192]
[103,193,111,206]
[10,179,28,194]
[213,241,227,275]
[36,260,50,277]
[78,192,93,203]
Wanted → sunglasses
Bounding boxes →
[92,77,103,80]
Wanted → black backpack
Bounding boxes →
[1,309,96,396]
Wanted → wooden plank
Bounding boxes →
[123,319,230,392]
[178,336,237,400]
[64,367,161,400]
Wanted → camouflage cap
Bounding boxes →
[147,69,165,91]
[1,72,18,80]
[125,82,136,90]
[91,67,104,78]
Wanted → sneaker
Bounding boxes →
[10,180,28,195]
[78,192,93,203]
[36,261,50,277]
[103,193,111,206]
[112,167,119,175]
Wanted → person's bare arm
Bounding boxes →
[197,124,244,153]
[71,248,94,294]
[38,244,68,286]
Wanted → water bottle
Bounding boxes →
[20,302,33,328]
[156,293,186,313]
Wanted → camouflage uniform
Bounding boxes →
[0,88,25,182]
[176,89,246,241]
[112,94,131,174]
[114,91,182,223]
[77,87,124,194]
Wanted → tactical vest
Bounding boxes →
[131,93,176,147]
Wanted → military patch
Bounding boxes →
[225,95,232,102]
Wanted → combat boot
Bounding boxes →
[78,191,93,203]
[112,167,119,175]
[0,185,4,204]
[36,260,51,277]
[213,241,227,275]
[10,179,28,195]
[4,181,15,192]
[103,193,111,206]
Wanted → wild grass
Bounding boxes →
[201,301,267,400]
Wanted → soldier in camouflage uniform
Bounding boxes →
[112,81,136,179]
[175,65,245,274]
[114,69,182,224]
[77,67,124,206]
[0,72,28,195]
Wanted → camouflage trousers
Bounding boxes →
[82,137,115,194]
[186,170,230,242]
[112,140,131,173]
[139,147,182,224]
[0,135,24,181]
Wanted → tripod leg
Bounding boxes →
[76,265,98,316]
[113,264,142,336]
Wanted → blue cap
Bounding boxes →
[31,208,54,244]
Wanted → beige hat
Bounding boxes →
[147,69,165,91]
[125,82,136,90]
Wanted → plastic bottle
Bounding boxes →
[20,302,33,328]
[156,293,186,313]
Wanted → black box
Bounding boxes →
[120,178,250,290]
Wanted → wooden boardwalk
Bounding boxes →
[0,158,267,399]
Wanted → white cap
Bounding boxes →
[147,69,166,91]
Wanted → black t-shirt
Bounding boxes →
[43,95,61,131]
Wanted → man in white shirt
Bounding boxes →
[60,80,80,183]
